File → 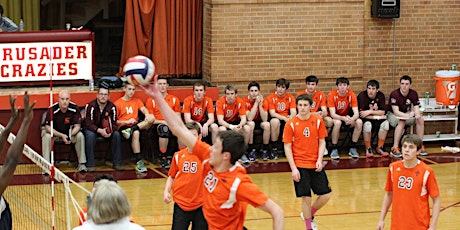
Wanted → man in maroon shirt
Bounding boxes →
[387,75,426,157]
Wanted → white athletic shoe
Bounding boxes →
[300,212,318,230]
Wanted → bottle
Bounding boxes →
[452,64,457,71]
[19,19,24,31]
[89,78,94,91]
[441,146,460,153]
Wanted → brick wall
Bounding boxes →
[203,0,460,100]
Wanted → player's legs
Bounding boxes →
[41,128,51,162]
[363,121,372,149]
[172,203,191,230]
[415,116,424,140]
[191,206,208,230]
[84,129,97,168]
[209,123,218,144]
[323,116,333,129]
[349,118,362,143]
[247,121,255,144]
[72,131,86,165]
[393,120,406,148]
[331,119,342,145]
[270,118,280,142]
[261,121,271,146]
[110,131,123,168]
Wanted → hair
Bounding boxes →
[247,81,260,91]
[94,174,116,184]
[296,94,313,105]
[401,134,422,150]
[193,80,206,90]
[0,5,3,15]
[275,78,290,89]
[185,121,201,135]
[217,131,246,165]
[225,84,238,94]
[367,80,380,89]
[87,180,131,224]
[98,87,110,93]
[336,77,349,86]
[157,75,169,83]
[400,75,412,84]
[305,75,319,84]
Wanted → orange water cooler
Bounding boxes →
[434,70,460,106]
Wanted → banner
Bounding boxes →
[0,41,92,82]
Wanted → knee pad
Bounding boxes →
[380,120,390,131]
[363,121,372,133]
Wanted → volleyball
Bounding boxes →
[123,55,155,86]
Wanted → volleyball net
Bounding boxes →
[1,124,91,230]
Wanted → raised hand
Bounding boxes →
[9,95,19,124]
[23,91,36,122]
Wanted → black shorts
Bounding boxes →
[0,198,12,230]
[294,168,332,197]
[172,203,208,230]
[253,120,263,131]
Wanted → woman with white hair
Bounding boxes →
[73,180,144,230]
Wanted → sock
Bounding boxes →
[305,218,312,230]
[131,124,140,132]
[377,139,385,149]
[332,144,338,150]
[311,207,318,217]
[134,153,142,162]
[364,140,371,149]
[350,141,357,148]
[262,144,269,151]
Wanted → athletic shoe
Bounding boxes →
[390,147,402,158]
[365,148,373,158]
[160,158,170,169]
[330,149,340,160]
[348,148,359,158]
[136,160,147,172]
[113,165,124,171]
[375,147,389,157]
[420,145,428,156]
[261,150,269,161]
[121,128,132,139]
[270,148,279,160]
[77,164,88,172]
[300,212,318,230]
[240,154,250,164]
[248,149,257,162]
[87,166,96,172]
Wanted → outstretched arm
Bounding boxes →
[0,92,35,197]
[140,78,197,151]
[258,199,284,230]
[0,95,20,153]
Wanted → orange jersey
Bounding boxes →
[145,94,180,120]
[327,90,358,116]
[182,95,215,123]
[267,92,296,117]
[282,115,328,168]
[243,95,268,121]
[216,96,246,123]
[385,160,440,230]
[193,140,269,230]
[295,90,327,113]
[114,97,145,127]
[168,148,205,211]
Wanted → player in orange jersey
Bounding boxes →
[327,77,362,160]
[114,83,155,172]
[141,77,284,230]
[216,84,251,163]
[163,122,208,229]
[182,81,218,145]
[267,78,297,159]
[377,134,440,230]
[145,76,181,168]
[244,81,271,161]
[283,94,331,230]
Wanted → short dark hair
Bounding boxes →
[185,121,201,135]
[305,75,319,84]
[94,174,117,184]
[225,84,238,94]
[336,77,349,86]
[367,80,380,89]
[296,94,313,105]
[400,75,412,84]
[217,131,246,165]
[193,81,206,90]
[401,134,422,150]
[247,81,260,91]
[276,78,290,89]
[157,75,169,83]
[0,5,3,15]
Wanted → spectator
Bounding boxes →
[244,81,271,161]
[84,87,123,171]
[283,94,331,230]
[182,81,218,145]
[377,134,440,230]
[114,83,155,172]
[141,79,284,230]
[0,92,34,229]
[73,180,144,230]
[387,75,426,157]
[0,5,18,32]
[41,90,87,172]
[216,84,251,163]
[267,78,297,159]
[327,77,362,160]
[357,80,390,157]
[145,76,181,168]
[163,122,208,230]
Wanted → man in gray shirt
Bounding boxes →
[0,5,18,32]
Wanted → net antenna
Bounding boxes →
[1,124,91,230]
